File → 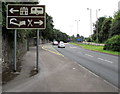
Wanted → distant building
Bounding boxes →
[118,1,120,10]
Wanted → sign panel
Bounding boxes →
[6,4,46,29]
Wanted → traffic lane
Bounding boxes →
[53,44,118,87]
[54,44,118,72]
[67,44,118,65]
[64,44,118,70]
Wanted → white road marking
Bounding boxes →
[98,58,104,61]
[98,58,113,64]
[88,70,99,78]
[104,60,113,63]
[103,79,118,89]
[78,63,117,89]
[73,68,76,70]
[78,64,99,77]
[85,54,94,57]
[0,58,1,61]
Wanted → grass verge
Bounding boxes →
[70,42,120,56]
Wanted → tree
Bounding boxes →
[50,29,69,42]
[92,17,106,43]
[77,34,80,38]
[70,35,76,42]
[99,17,112,43]
[109,11,120,38]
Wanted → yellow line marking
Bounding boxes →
[42,47,64,57]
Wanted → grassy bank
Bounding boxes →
[70,42,120,56]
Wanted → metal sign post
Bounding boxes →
[14,29,17,72]
[36,29,39,72]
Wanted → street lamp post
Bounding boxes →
[87,8,92,38]
[75,20,80,37]
[96,9,101,43]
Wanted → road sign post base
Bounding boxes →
[13,71,20,75]
[34,67,39,73]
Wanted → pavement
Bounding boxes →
[2,43,118,92]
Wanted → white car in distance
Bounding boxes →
[58,41,65,48]
[53,41,58,45]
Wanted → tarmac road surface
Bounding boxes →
[53,43,118,87]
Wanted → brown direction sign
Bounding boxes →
[6,4,46,29]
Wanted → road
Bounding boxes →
[53,43,118,87]
[3,45,118,92]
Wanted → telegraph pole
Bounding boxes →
[75,20,80,37]
[96,9,101,43]
[87,8,92,38]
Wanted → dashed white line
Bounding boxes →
[0,58,1,61]
[98,58,113,64]
[104,60,113,63]
[98,58,104,61]
[85,54,94,57]
[73,68,76,70]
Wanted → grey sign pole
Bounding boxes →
[14,29,17,72]
[36,29,39,72]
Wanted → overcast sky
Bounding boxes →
[40,0,120,37]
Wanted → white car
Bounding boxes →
[53,41,58,45]
[58,41,65,48]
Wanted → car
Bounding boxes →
[53,41,58,45]
[58,41,65,48]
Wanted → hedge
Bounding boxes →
[103,35,120,52]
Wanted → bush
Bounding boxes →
[103,35,120,52]
[86,37,92,42]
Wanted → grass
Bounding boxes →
[70,42,120,56]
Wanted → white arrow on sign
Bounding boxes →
[9,8,19,14]
[34,20,43,25]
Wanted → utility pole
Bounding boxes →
[96,9,101,43]
[87,8,92,38]
[75,20,80,37]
